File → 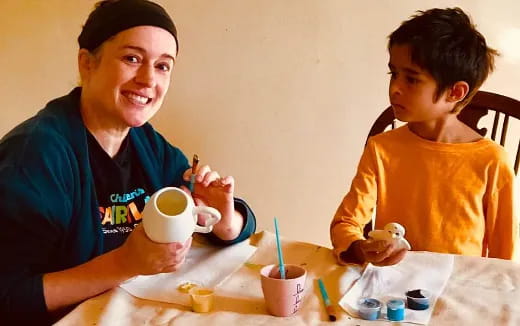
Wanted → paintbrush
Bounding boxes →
[189,154,199,192]
[318,278,337,321]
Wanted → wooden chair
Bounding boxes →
[363,90,520,236]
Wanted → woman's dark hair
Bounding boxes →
[78,0,178,54]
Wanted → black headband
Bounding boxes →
[78,0,178,52]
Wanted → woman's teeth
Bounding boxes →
[127,93,149,105]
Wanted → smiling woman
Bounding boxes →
[79,25,177,147]
[0,1,256,325]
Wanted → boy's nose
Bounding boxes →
[389,79,402,97]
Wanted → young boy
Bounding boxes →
[330,7,517,266]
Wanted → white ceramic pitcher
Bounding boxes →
[142,187,221,243]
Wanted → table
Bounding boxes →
[55,231,520,325]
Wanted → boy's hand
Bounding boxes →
[352,239,407,266]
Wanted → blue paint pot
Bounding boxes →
[406,289,431,310]
[386,299,405,321]
[357,298,381,320]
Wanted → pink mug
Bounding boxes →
[260,264,307,317]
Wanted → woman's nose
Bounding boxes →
[135,64,156,88]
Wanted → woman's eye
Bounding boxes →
[387,71,397,79]
[124,55,139,63]
[156,63,171,72]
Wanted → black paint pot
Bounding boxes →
[405,289,431,310]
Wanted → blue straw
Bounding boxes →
[274,217,286,279]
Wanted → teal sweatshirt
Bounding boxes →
[0,88,256,325]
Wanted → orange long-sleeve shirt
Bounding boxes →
[331,125,517,262]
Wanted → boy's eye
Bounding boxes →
[387,71,397,79]
[406,76,418,84]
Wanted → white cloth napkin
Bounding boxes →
[339,251,454,325]
[120,240,257,306]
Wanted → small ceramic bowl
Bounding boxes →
[357,297,381,320]
[406,289,432,310]
[386,298,405,321]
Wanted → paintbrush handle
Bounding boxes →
[318,279,337,321]
[188,174,196,192]
[274,217,286,279]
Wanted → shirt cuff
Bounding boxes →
[333,236,365,265]
[204,197,256,246]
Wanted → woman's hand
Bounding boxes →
[183,165,234,221]
[115,224,192,276]
[182,165,243,241]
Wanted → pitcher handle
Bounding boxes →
[193,206,221,233]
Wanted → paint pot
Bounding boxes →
[406,289,431,310]
[387,298,405,321]
[357,297,381,320]
[189,287,215,313]
[260,264,307,317]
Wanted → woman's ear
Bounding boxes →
[78,49,95,83]
[447,81,470,104]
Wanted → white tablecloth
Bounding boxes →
[55,231,520,326]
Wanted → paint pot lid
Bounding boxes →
[387,299,405,309]
[177,281,201,293]
[358,297,382,310]
[406,289,432,300]
[189,286,214,296]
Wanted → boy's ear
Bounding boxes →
[446,81,469,104]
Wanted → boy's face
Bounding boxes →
[388,44,452,122]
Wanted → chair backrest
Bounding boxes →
[366,91,520,175]
[363,90,520,237]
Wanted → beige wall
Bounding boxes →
[1,0,518,246]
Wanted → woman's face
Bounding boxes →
[80,25,177,128]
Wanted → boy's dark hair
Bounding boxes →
[389,7,498,111]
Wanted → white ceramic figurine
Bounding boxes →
[368,222,411,250]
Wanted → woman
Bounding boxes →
[0,1,256,324]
